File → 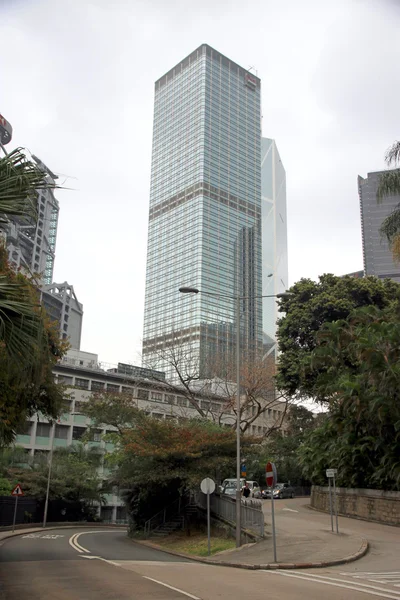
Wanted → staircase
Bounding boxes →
[151,515,185,537]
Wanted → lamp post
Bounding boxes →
[179,286,292,547]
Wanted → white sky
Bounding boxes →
[1,0,399,365]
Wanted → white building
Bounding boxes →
[15,350,288,522]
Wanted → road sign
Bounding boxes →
[326,469,337,478]
[200,477,216,495]
[11,484,24,497]
[241,463,246,477]
[266,462,277,488]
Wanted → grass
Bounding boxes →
[154,531,236,557]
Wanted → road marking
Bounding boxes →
[81,555,121,567]
[68,530,117,554]
[262,570,400,599]
[282,508,299,512]
[143,576,201,600]
[341,572,400,587]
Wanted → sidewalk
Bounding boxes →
[205,498,368,568]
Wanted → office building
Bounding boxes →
[14,349,287,522]
[359,170,400,283]
[3,155,59,285]
[261,138,288,354]
[41,283,83,349]
[142,44,262,379]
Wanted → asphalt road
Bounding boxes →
[0,526,399,600]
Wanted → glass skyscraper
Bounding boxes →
[261,138,288,356]
[142,44,262,379]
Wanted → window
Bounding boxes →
[89,429,102,442]
[17,422,32,436]
[58,375,73,385]
[36,423,51,437]
[151,391,163,401]
[122,386,134,395]
[55,425,68,439]
[91,381,105,391]
[75,378,89,390]
[177,397,187,407]
[72,426,86,440]
[201,401,210,410]
[107,384,120,393]
[165,394,175,404]
[152,412,164,419]
[138,389,149,400]
[74,401,86,414]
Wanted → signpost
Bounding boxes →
[266,462,277,562]
[326,468,339,534]
[11,484,24,532]
[200,477,216,556]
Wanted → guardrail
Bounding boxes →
[195,492,264,537]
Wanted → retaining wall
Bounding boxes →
[311,485,400,526]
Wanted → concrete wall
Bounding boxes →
[311,485,400,526]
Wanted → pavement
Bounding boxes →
[139,497,369,569]
[1,522,399,600]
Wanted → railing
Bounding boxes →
[144,496,184,536]
[195,492,264,537]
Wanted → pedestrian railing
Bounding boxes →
[195,491,264,537]
[144,496,186,536]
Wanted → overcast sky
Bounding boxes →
[1,0,399,366]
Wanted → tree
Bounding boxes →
[298,305,400,490]
[144,337,288,438]
[111,415,257,530]
[377,140,400,261]
[2,446,105,507]
[276,274,399,401]
[0,148,67,446]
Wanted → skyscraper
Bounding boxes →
[359,170,400,283]
[2,154,59,285]
[261,138,288,355]
[142,44,262,379]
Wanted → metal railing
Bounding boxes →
[144,496,184,536]
[195,492,264,537]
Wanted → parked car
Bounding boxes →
[262,483,295,499]
[246,481,261,498]
[221,479,260,498]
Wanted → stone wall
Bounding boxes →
[311,486,400,526]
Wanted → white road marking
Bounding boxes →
[341,573,400,588]
[143,576,201,600]
[81,555,121,567]
[262,570,400,600]
[68,530,117,554]
[282,508,299,512]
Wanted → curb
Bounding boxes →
[132,537,369,570]
[0,523,127,544]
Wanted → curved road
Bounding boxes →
[0,526,399,599]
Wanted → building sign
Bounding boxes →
[244,73,257,90]
[0,113,13,145]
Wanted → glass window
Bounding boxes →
[58,375,73,385]
[55,425,68,439]
[107,384,120,393]
[151,392,163,401]
[72,426,86,440]
[138,389,149,400]
[91,381,105,391]
[75,378,89,390]
[36,423,51,437]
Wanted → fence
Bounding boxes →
[144,496,185,536]
[196,492,264,538]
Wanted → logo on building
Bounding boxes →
[244,73,257,90]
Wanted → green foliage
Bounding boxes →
[377,140,400,261]
[276,274,399,400]
[298,305,400,490]
[1,445,105,504]
[0,477,11,495]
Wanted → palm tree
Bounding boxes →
[0,148,56,363]
[377,141,400,261]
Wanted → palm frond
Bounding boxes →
[385,141,400,167]
[379,206,400,262]
[0,148,58,221]
[377,169,400,202]
[0,276,44,364]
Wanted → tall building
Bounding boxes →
[359,170,400,283]
[142,44,262,379]
[41,282,83,349]
[3,155,59,284]
[261,138,288,355]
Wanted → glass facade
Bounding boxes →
[261,138,288,354]
[143,44,262,379]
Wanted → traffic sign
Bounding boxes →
[200,477,216,495]
[266,462,277,488]
[11,484,24,497]
[326,469,337,478]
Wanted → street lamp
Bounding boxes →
[179,286,293,547]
